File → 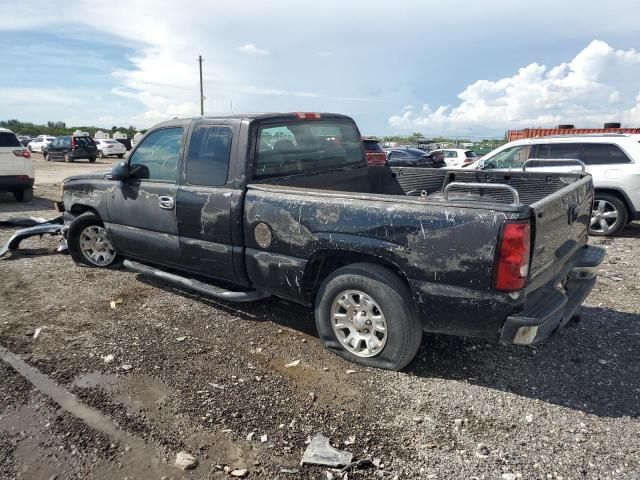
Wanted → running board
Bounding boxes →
[123,259,270,303]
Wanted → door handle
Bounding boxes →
[158,196,174,210]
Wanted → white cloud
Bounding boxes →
[389,40,640,134]
[237,43,270,56]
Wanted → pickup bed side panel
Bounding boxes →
[244,187,526,337]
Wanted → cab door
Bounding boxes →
[176,123,237,281]
[106,126,185,266]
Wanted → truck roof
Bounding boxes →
[151,112,355,129]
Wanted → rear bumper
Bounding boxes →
[500,245,605,345]
[0,175,34,192]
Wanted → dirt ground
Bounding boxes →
[0,154,639,479]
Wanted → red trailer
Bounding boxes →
[507,124,640,142]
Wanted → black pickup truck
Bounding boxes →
[60,113,604,370]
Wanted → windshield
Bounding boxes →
[482,145,532,169]
[363,139,384,152]
[464,150,477,157]
[255,120,365,178]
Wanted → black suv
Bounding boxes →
[44,136,98,163]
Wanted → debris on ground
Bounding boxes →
[0,216,60,227]
[230,468,248,477]
[301,434,353,468]
[109,298,123,309]
[260,434,268,443]
[0,221,65,259]
[175,336,187,342]
[120,364,132,371]
[32,327,43,339]
[284,359,300,368]
[341,458,374,474]
[174,451,198,470]
[102,354,115,364]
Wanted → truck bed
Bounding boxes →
[247,166,593,337]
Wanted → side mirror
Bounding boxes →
[111,161,130,180]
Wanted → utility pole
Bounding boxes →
[198,55,204,116]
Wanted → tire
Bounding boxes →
[99,150,105,159]
[43,152,49,162]
[63,152,72,163]
[13,188,33,203]
[67,212,121,268]
[117,154,124,159]
[589,193,628,237]
[89,156,96,163]
[314,262,422,371]
[28,145,33,152]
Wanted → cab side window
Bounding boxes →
[536,143,583,160]
[185,126,232,186]
[129,127,183,182]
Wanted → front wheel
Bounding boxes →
[314,263,422,371]
[67,213,121,268]
[589,194,628,236]
[43,152,49,161]
[99,150,105,159]
[63,152,72,163]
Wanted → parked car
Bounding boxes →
[28,135,56,153]
[386,147,446,168]
[60,112,603,371]
[95,139,126,158]
[0,128,34,202]
[431,148,478,167]
[17,135,34,147]
[362,137,387,166]
[43,135,98,163]
[470,133,640,236]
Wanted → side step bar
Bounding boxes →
[123,259,270,303]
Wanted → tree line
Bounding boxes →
[0,119,145,138]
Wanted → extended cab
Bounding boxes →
[60,113,604,370]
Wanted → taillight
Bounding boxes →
[13,149,31,159]
[494,222,531,292]
[72,137,78,149]
[295,112,321,119]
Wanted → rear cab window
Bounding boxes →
[255,120,365,178]
[0,132,21,148]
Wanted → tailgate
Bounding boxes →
[527,174,593,290]
[0,149,25,172]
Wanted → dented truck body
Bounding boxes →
[61,113,603,367]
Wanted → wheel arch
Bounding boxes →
[302,249,412,305]
[593,187,635,220]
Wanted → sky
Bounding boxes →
[1,0,640,138]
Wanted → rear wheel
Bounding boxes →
[13,188,33,202]
[89,156,96,163]
[315,263,422,371]
[67,213,121,268]
[43,152,49,161]
[28,145,33,152]
[64,152,72,163]
[589,193,627,236]
[99,150,105,159]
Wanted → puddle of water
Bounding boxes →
[72,371,118,388]
[0,406,39,434]
[115,376,169,413]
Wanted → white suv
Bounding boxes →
[473,134,640,236]
[0,128,34,202]
[431,148,478,167]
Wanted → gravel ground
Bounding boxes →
[0,157,639,479]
